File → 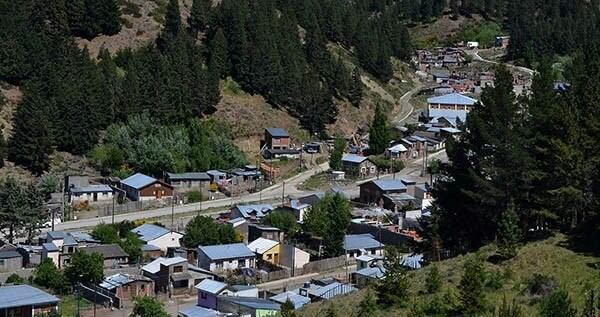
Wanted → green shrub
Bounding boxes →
[187,191,203,203]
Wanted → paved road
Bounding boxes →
[468,50,535,76]
[50,162,330,231]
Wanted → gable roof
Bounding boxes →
[46,231,66,240]
[0,250,21,259]
[427,93,477,106]
[131,223,171,242]
[234,204,275,218]
[121,173,157,189]
[80,244,128,259]
[142,257,187,274]
[342,154,368,164]
[99,273,150,290]
[354,266,386,279]
[198,243,255,261]
[265,127,289,138]
[387,144,408,153]
[166,172,210,181]
[247,238,279,254]
[270,291,311,309]
[366,179,407,192]
[344,234,383,251]
[195,279,228,295]
[42,242,59,252]
[0,285,59,309]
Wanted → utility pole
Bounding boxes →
[281,181,285,206]
[171,191,175,232]
[111,193,115,225]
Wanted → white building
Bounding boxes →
[131,223,183,253]
[197,243,256,272]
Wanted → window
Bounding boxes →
[371,249,376,255]
[267,254,272,260]
[238,259,246,268]
[0,259,4,265]
[201,292,207,299]
[173,266,183,273]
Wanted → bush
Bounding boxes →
[485,270,505,290]
[524,274,556,298]
[5,273,25,285]
[187,191,203,203]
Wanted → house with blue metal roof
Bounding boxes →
[120,173,173,201]
[197,243,256,272]
[343,234,384,258]
[427,93,477,124]
[131,223,183,253]
[341,154,378,177]
[359,179,407,205]
[69,184,114,204]
[178,305,231,317]
[0,285,59,317]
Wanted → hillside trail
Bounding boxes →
[361,74,424,126]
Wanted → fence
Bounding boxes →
[299,255,355,275]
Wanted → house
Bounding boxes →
[414,184,433,210]
[359,179,407,205]
[41,242,60,267]
[264,128,290,150]
[247,238,280,266]
[343,234,384,258]
[247,224,283,243]
[0,285,59,317]
[99,273,154,307]
[385,144,409,160]
[353,266,386,288]
[217,296,280,317]
[165,172,211,192]
[355,254,383,270]
[40,231,81,268]
[69,184,114,204]
[196,279,229,310]
[341,154,377,177]
[141,244,163,261]
[206,170,227,185]
[79,244,129,268]
[131,223,183,253]
[142,256,195,295]
[0,247,23,273]
[430,69,450,83]
[427,93,477,121]
[285,193,324,222]
[400,137,427,159]
[120,173,174,201]
[231,204,275,221]
[382,193,418,211]
[197,243,256,272]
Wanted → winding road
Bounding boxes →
[468,50,535,76]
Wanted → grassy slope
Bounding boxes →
[298,234,600,317]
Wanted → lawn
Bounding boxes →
[298,173,330,191]
[297,234,600,316]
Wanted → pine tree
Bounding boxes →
[329,138,346,171]
[425,265,442,294]
[582,289,598,317]
[209,28,228,79]
[497,199,521,259]
[495,296,523,317]
[189,0,211,33]
[8,82,52,175]
[280,299,297,317]
[539,289,578,317]
[349,66,363,107]
[322,193,351,257]
[377,246,410,307]
[357,289,378,316]
[458,256,486,315]
[163,0,181,39]
[369,103,390,155]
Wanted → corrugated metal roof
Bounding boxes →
[247,238,279,254]
[131,224,170,242]
[142,257,188,274]
[354,266,386,279]
[63,234,78,246]
[69,231,99,243]
[141,244,161,251]
[387,144,408,153]
[342,154,368,164]
[70,185,112,194]
[370,180,407,191]
[47,231,66,240]
[166,172,210,181]
[217,296,281,311]
[344,234,383,251]
[120,173,157,189]
[198,243,255,261]
[80,244,128,259]
[270,291,311,309]
[99,273,136,290]
[427,93,477,106]
[0,285,59,309]
[265,127,289,138]
[179,305,223,317]
[428,109,467,125]
[195,279,227,294]
[234,204,274,219]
